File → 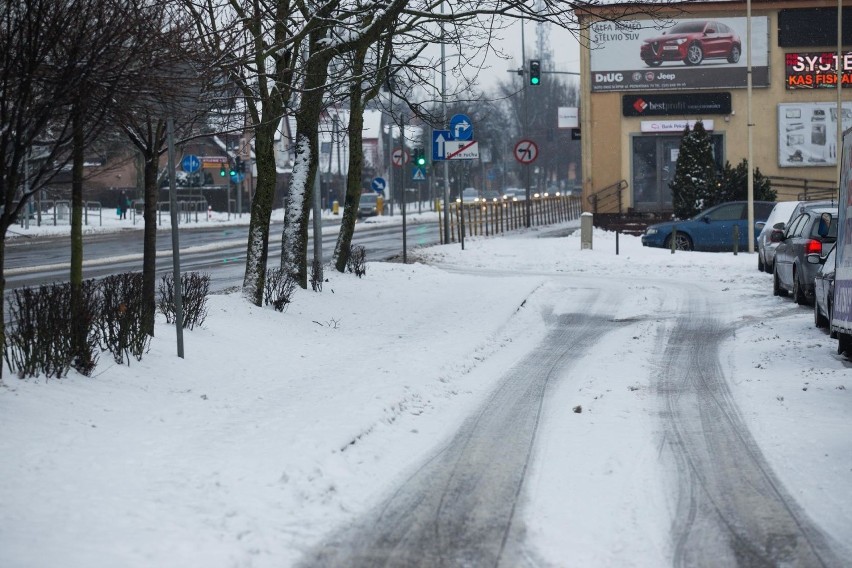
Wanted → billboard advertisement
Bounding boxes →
[785,51,852,89]
[590,17,769,92]
[778,102,852,167]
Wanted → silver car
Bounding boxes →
[758,199,835,273]
[772,206,838,304]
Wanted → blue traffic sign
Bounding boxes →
[432,130,452,161]
[371,177,387,193]
[449,114,473,141]
[181,154,201,173]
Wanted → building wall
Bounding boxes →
[580,0,852,214]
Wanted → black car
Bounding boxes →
[772,207,837,304]
[811,242,836,332]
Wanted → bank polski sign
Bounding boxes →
[589,17,769,92]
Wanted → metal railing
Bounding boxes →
[587,179,629,214]
[766,176,838,202]
[437,194,583,244]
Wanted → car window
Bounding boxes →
[706,203,744,221]
[808,214,838,238]
[755,202,775,219]
[786,214,806,237]
[359,194,378,205]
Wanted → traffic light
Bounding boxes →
[235,157,243,173]
[228,161,237,177]
[415,148,426,166]
[529,59,541,86]
[219,163,226,177]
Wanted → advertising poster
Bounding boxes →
[778,102,852,167]
[785,51,852,89]
[589,17,769,92]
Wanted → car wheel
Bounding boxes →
[773,266,788,297]
[685,43,704,65]
[727,44,741,64]
[838,334,852,356]
[758,253,765,272]
[665,233,693,251]
[815,299,828,328]
[793,269,807,305]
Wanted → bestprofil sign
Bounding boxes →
[590,17,769,92]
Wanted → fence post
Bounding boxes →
[732,225,739,255]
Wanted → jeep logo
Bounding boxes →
[657,73,676,80]
[594,72,623,83]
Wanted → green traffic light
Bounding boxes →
[530,77,540,85]
[417,156,426,166]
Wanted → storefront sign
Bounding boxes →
[786,51,852,89]
[557,107,579,128]
[640,120,715,133]
[623,93,731,116]
[778,102,852,167]
[590,17,769,92]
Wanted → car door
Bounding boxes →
[776,213,807,288]
[698,202,745,251]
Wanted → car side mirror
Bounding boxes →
[817,212,831,237]
[773,221,786,230]
[755,221,766,231]
[770,229,784,243]
[702,215,711,224]
[806,252,823,265]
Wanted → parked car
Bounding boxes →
[811,242,836,332]
[357,192,381,218]
[641,201,774,252]
[772,207,837,304]
[757,199,836,273]
[640,20,742,67]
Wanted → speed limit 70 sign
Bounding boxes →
[513,139,539,164]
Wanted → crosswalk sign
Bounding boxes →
[412,167,426,181]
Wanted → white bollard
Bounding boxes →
[581,212,593,250]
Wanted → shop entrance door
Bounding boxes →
[631,136,681,212]
[631,134,724,213]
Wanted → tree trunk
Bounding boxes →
[334,83,367,273]
[281,44,331,289]
[242,119,279,306]
[141,134,162,335]
[70,110,84,318]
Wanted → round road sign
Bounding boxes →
[513,139,539,164]
[392,147,409,167]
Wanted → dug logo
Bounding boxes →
[633,98,648,114]
[595,72,623,83]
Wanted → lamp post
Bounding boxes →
[746,0,754,253]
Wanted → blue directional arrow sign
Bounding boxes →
[371,177,387,193]
[432,130,452,161]
[181,154,201,173]
[449,114,473,141]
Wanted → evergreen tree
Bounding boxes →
[670,120,717,219]
[717,159,776,203]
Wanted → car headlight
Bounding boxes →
[645,228,658,236]
[674,38,687,45]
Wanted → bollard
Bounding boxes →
[377,195,384,216]
[207,205,212,221]
[332,200,340,215]
[616,230,620,255]
[732,225,739,255]
[580,212,593,250]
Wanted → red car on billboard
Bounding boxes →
[640,20,742,67]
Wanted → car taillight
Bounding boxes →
[805,239,822,255]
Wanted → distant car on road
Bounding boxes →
[502,188,527,201]
[640,20,742,67]
[357,192,381,218]
[459,188,480,203]
[641,201,774,252]
[772,207,837,304]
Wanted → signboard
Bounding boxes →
[392,147,409,166]
[558,107,579,129]
[445,140,479,160]
[449,114,473,141]
[589,17,769,92]
[640,120,714,133]
[181,154,201,173]
[785,51,852,89]
[412,167,426,181]
[623,93,731,116]
[432,130,452,161]
[371,177,387,193]
[778,102,852,167]
[514,139,539,164]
